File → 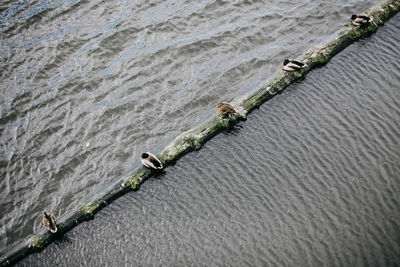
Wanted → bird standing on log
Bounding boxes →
[282,59,306,71]
[350,14,372,26]
[141,152,163,170]
[42,212,57,233]
[216,102,238,116]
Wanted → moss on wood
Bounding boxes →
[28,236,44,249]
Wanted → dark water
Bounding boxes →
[19,13,400,266]
[0,0,379,252]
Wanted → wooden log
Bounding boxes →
[1,0,399,265]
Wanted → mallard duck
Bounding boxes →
[282,59,306,71]
[216,102,238,116]
[42,212,57,233]
[141,152,163,170]
[350,14,372,26]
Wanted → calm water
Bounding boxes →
[0,0,378,252]
[19,13,400,266]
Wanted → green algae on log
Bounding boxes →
[1,0,400,266]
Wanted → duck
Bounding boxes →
[42,212,57,233]
[216,102,238,116]
[282,59,306,71]
[141,152,163,170]
[350,14,372,26]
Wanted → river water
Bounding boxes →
[1,0,380,253]
[15,11,400,266]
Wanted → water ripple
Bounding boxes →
[0,0,382,257]
[11,14,392,265]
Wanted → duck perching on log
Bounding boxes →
[216,102,238,116]
[141,152,163,170]
[42,212,57,233]
[282,59,307,72]
[350,14,373,26]
[216,102,247,120]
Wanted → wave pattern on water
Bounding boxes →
[18,13,400,266]
[0,0,381,254]
[0,0,382,253]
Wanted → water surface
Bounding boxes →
[19,12,400,267]
[0,0,378,251]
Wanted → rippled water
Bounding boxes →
[1,0,379,251]
[18,13,400,266]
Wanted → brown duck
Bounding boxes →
[42,212,57,233]
[216,102,238,116]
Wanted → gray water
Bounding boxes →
[19,13,400,266]
[0,0,379,253]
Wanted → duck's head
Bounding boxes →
[351,14,357,20]
[141,153,149,159]
[283,59,289,65]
